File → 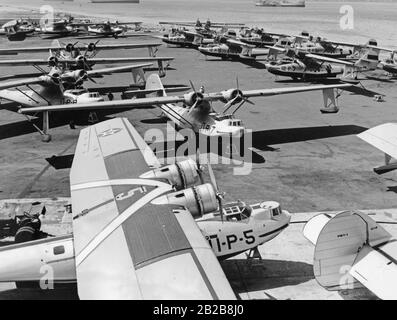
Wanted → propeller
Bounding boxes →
[187,80,204,114]
[207,157,225,222]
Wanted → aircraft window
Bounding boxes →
[281,66,286,71]
[53,245,65,255]
[272,206,282,217]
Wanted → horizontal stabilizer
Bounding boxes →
[303,213,331,245]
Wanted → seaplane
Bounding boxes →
[303,45,383,83]
[35,17,87,39]
[159,28,215,48]
[17,73,367,141]
[198,37,269,61]
[304,210,397,300]
[267,34,353,60]
[265,50,344,81]
[0,63,154,142]
[0,117,291,299]
[237,28,279,48]
[0,19,35,41]
[82,20,144,39]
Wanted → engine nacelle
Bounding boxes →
[61,70,88,83]
[220,88,243,104]
[152,183,218,219]
[140,159,199,190]
[47,56,59,67]
[75,55,88,68]
[183,91,204,106]
[65,43,75,52]
[39,73,61,86]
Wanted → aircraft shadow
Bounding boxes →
[251,125,368,151]
[46,154,75,170]
[202,57,267,69]
[0,118,68,141]
[364,76,395,83]
[140,117,169,124]
[221,258,314,298]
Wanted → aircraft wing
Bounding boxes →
[0,76,48,90]
[19,83,353,114]
[227,38,255,48]
[349,243,397,300]
[357,123,397,160]
[0,59,51,66]
[67,57,174,64]
[70,117,235,299]
[306,53,355,66]
[86,63,153,76]
[367,45,396,53]
[0,57,173,67]
[208,83,352,99]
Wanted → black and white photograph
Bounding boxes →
[0,0,395,304]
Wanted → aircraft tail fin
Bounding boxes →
[306,211,392,292]
[145,73,166,97]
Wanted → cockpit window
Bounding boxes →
[272,206,282,217]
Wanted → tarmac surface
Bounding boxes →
[0,7,397,300]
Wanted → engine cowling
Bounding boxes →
[47,56,59,67]
[61,70,88,83]
[65,43,75,52]
[152,183,218,219]
[183,91,204,107]
[140,159,199,190]
[39,73,61,86]
[220,88,243,104]
[75,55,88,68]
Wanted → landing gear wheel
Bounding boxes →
[15,226,36,243]
[42,134,51,143]
[69,121,76,130]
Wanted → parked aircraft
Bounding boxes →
[198,38,269,61]
[0,117,291,299]
[18,73,363,141]
[0,63,153,141]
[0,19,35,41]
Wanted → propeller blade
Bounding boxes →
[195,149,204,184]
[189,80,197,93]
[244,97,255,105]
[207,160,219,194]
[218,197,224,222]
